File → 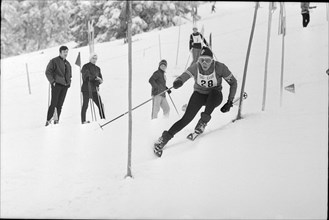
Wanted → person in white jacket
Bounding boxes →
[189,27,209,66]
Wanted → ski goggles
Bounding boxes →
[198,57,213,64]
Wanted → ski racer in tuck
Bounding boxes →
[154,46,238,156]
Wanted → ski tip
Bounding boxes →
[153,148,162,157]
[98,123,104,130]
[187,133,198,141]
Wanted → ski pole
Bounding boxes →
[99,86,173,129]
[184,50,192,69]
[96,87,105,119]
[233,91,248,104]
[88,82,97,121]
[168,93,180,116]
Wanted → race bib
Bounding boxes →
[197,71,218,88]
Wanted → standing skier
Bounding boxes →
[189,27,209,66]
[81,53,105,124]
[154,47,237,157]
[45,45,72,126]
[301,2,310,28]
[149,59,171,119]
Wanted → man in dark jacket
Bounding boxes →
[301,2,310,27]
[80,53,105,124]
[149,59,171,119]
[189,26,209,66]
[45,45,72,126]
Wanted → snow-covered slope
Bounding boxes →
[1,2,327,219]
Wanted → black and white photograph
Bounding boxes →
[1,1,328,219]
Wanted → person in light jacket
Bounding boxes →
[149,59,171,119]
[189,26,209,66]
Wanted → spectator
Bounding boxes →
[301,2,310,27]
[80,53,105,124]
[189,27,209,66]
[45,45,72,126]
[149,59,171,119]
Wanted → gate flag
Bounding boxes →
[285,84,295,93]
[75,52,81,67]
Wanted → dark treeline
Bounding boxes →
[1,0,202,58]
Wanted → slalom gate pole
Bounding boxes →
[48,83,51,107]
[184,51,192,69]
[236,2,259,120]
[79,67,83,109]
[168,93,180,116]
[96,87,105,119]
[99,86,173,129]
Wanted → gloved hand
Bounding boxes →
[166,87,172,94]
[173,80,183,89]
[95,77,103,84]
[220,100,233,113]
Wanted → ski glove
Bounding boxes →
[173,80,183,89]
[95,77,103,84]
[166,87,172,94]
[220,100,233,113]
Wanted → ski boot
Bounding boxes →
[194,112,211,134]
[154,130,173,157]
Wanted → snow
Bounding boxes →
[1,2,328,219]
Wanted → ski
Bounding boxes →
[153,143,163,157]
[187,132,201,141]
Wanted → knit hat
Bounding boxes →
[159,59,167,67]
[200,47,213,58]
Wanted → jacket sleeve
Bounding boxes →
[174,63,197,85]
[189,34,193,50]
[220,63,237,102]
[95,67,103,86]
[99,67,103,80]
[81,64,90,81]
[149,72,159,89]
[45,59,55,84]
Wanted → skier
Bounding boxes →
[80,53,105,124]
[211,3,216,13]
[45,45,72,126]
[149,59,171,119]
[154,47,237,157]
[189,27,209,66]
[301,2,310,28]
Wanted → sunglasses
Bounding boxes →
[198,57,213,64]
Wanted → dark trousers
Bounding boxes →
[168,90,223,136]
[47,84,68,121]
[81,91,105,123]
[191,48,201,66]
[302,13,310,27]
